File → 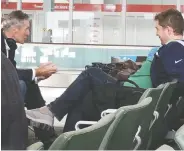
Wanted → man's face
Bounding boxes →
[13,20,30,44]
[155,20,172,45]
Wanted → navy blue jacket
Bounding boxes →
[151,41,184,100]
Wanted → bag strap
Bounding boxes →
[117,79,140,88]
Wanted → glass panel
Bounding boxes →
[126,0,177,46]
[15,43,153,69]
[181,0,184,13]
[72,1,102,44]
[32,11,45,43]
[2,0,181,45]
[42,1,70,43]
[46,11,69,43]
[104,0,121,4]
[72,0,123,44]
[103,15,122,45]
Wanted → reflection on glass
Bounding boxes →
[72,0,122,45]
[16,43,153,69]
[1,0,183,45]
[126,0,177,46]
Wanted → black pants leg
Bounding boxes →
[49,68,116,121]
[24,82,45,109]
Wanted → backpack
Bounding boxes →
[85,60,139,81]
[124,40,184,89]
[124,60,153,89]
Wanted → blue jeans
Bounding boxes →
[49,68,116,121]
[19,80,27,100]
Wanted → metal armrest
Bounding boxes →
[133,126,142,150]
[149,111,159,129]
[28,126,34,132]
[134,135,142,150]
[176,97,183,106]
[101,109,117,117]
[75,121,97,130]
[176,97,184,115]
[164,104,172,117]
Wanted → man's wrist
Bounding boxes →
[35,68,40,77]
[35,77,44,84]
[32,69,36,81]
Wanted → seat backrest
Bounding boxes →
[146,81,177,149]
[99,97,152,150]
[49,112,115,150]
[156,81,177,116]
[137,84,165,149]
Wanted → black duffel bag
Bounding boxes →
[85,60,139,81]
[82,80,145,121]
[63,80,146,132]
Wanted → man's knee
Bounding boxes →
[85,67,101,74]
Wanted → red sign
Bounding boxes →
[1,0,8,2]
[1,2,181,12]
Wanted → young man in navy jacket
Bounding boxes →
[26,8,184,131]
[151,9,184,102]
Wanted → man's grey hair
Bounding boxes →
[2,10,29,31]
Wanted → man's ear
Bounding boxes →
[167,26,174,35]
[11,26,19,34]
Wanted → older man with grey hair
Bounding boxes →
[1,10,58,148]
[1,10,57,108]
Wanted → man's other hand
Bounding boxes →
[35,62,57,78]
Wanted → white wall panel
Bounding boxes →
[135,17,160,46]
[103,15,122,45]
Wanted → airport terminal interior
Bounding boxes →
[1,0,184,150]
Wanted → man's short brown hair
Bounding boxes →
[8,10,29,21]
[154,8,184,35]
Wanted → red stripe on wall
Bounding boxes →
[1,2,183,12]
[126,4,176,12]
[2,2,17,9]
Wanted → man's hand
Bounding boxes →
[35,62,57,79]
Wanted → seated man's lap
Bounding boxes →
[19,80,27,100]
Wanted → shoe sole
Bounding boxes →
[26,114,53,127]
[28,120,53,131]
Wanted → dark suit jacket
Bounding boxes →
[1,32,33,82]
[1,32,46,108]
[1,52,28,149]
